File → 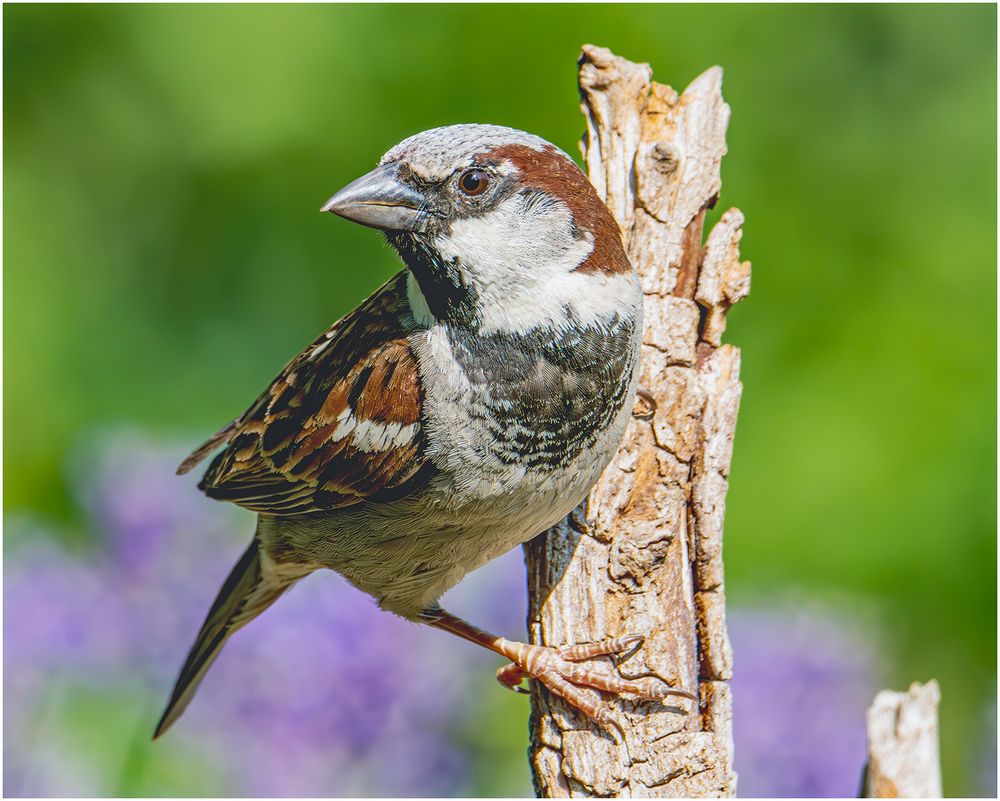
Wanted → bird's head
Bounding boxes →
[323,124,636,333]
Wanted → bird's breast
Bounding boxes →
[410,313,640,504]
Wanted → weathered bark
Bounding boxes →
[862,680,943,798]
[524,45,748,797]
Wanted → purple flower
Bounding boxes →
[5,429,511,796]
[729,604,882,797]
[9,428,904,798]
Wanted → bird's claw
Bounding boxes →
[494,633,693,734]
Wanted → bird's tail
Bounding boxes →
[153,537,298,739]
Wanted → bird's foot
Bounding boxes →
[494,634,695,730]
[422,610,694,735]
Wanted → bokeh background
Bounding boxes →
[4,4,996,797]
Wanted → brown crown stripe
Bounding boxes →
[482,144,631,275]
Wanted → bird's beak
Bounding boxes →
[321,163,427,232]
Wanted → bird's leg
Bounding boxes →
[421,608,695,727]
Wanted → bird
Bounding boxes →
[154,123,694,739]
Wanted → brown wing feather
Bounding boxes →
[182,272,433,515]
[176,421,237,476]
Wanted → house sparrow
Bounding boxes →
[155,124,692,739]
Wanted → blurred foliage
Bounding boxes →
[4,3,996,796]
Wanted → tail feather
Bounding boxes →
[154,539,290,739]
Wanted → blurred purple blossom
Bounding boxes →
[729,604,882,797]
[5,429,528,796]
[7,428,937,798]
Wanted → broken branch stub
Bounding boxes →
[862,680,943,798]
[524,45,750,797]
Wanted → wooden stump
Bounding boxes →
[525,44,749,797]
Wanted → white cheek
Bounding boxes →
[438,197,589,284]
[430,195,638,334]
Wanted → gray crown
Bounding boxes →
[380,123,571,181]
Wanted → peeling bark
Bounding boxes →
[524,45,749,797]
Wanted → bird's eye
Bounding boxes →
[458,169,489,196]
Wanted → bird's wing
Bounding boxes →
[180,271,433,515]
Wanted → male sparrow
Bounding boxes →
[155,124,689,739]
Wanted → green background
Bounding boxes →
[5,3,996,796]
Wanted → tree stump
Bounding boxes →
[524,45,749,797]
